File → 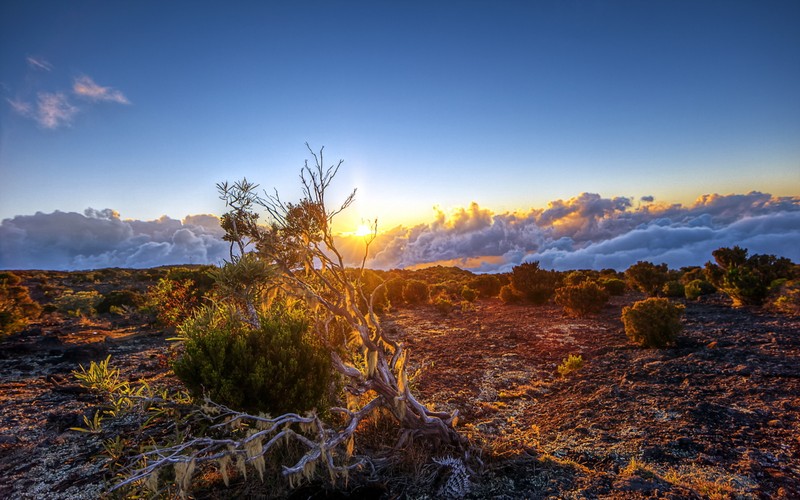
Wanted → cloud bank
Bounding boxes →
[1,192,797,272]
[0,209,230,270]
[339,191,800,272]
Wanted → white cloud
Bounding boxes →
[1,193,797,272]
[336,192,800,272]
[73,76,130,104]
[0,210,229,270]
[35,92,79,129]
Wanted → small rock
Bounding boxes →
[0,434,20,445]
[706,341,718,349]
[767,419,783,428]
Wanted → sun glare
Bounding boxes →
[354,223,373,237]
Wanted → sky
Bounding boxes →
[1,1,799,271]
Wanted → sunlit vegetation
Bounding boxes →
[704,246,795,307]
[556,354,584,377]
[509,261,561,304]
[622,297,685,348]
[0,272,41,335]
[554,281,609,317]
[625,261,669,297]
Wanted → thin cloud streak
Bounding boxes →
[35,92,79,129]
[73,75,130,104]
[26,56,52,71]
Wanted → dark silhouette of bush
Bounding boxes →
[385,277,406,307]
[469,274,502,298]
[625,261,669,297]
[661,280,685,298]
[173,303,332,415]
[0,272,41,336]
[705,246,795,307]
[555,281,609,317]
[96,289,145,314]
[564,270,598,286]
[402,279,430,305]
[684,279,716,300]
[510,261,560,305]
[622,298,684,348]
[679,266,705,284]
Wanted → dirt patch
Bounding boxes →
[1,292,798,498]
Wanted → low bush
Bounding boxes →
[145,278,207,327]
[54,290,102,317]
[625,261,669,297]
[769,279,800,316]
[385,277,406,307]
[469,274,502,298]
[557,354,584,377]
[172,303,333,415]
[0,272,42,335]
[433,296,455,315]
[460,286,478,303]
[599,277,627,296]
[402,279,430,306]
[554,281,609,317]
[705,246,795,306]
[510,261,560,305]
[96,289,145,314]
[661,280,685,298]
[499,284,522,304]
[622,298,684,348]
[684,279,716,300]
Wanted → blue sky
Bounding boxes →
[1,0,799,234]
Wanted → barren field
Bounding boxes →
[1,280,798,498]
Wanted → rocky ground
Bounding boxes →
[1,290,798,498]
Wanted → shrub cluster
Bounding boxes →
[510,261,560,305]
[661,280,685,298]
[625,261,669,297]
[96,289,145,314]
[684,279,716,300]
[0,272,41,335]
[54,290,102,317]
[554,281,609,317]
[468,274,502,298]
[172,303,333,415]
[402,279,430,305]
[599,277,627,296]
[705,246,795,306]
[622,298,684,348]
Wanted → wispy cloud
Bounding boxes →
[35,92,79,129]
[73,75,130,104]
[26,56,53,71]
[7,98,32,116]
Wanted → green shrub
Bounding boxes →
[684,279,716,300]
[433,296,455,315]
[0,272,42,335]
[705,246,795,307]
[510,261,560,305]
[554,281,609,317]
[96,289,145,314]
[54,290,102,317]
[564,270,597,286]
[499,284,522,304]
[145,278,206,327]
[661,280,685,298]
[469,274,502,298]
[599,277,627,296]
[679,266,705,284]
[622,298,684,348]
[769,279,800,316]
[172,303,332,415]
[402,279,430,305]
[557,354,584,377]
[460,286,478,303]
[625,261,669,297]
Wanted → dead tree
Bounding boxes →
[112,145,471,496]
